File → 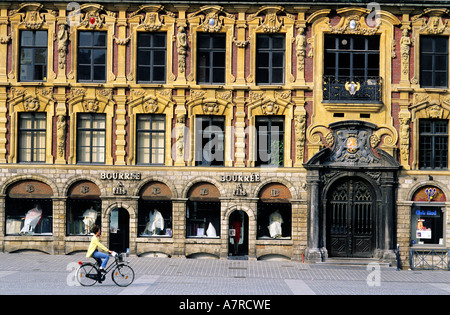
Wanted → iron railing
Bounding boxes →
[409,248,450,270]
[323,76,382,103]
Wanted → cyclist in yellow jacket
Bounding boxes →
[87,225,114,272]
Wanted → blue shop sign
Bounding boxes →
[415,210,438,216]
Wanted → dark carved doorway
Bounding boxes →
[327,178,375,258]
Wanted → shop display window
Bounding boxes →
[66,199,101,235]
[5,197,53,235]
[257,202,291,239]
[411,206,444,246]
[186,201,220,238]
[138,200,172,237]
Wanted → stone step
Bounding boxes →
[316,258,392,268]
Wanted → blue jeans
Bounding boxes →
[92,250,109,269]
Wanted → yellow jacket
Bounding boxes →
[86,235,110,258]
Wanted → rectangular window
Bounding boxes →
[419,119,448,169]
[136,114,165,165]
[197,33,226,84]
[18,112,46,163]
[195,116,225,166]
[255,116,284,167]
[324,34,380,79]
[77,113,106,164]
[420,36,448,88]
[137,33,166,83]
[19,30,47,82]
[256,34,285,85]
[77,31,107,82]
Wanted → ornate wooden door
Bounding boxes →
[327,179,374,258]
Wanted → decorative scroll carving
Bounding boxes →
[188,5,235,33]
[248,6,294,33]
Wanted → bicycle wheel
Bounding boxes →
[112,264,135,287]
[76,263,98,286]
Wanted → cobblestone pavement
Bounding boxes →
[0,252,449,296]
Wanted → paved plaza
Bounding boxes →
[0,252,449,298]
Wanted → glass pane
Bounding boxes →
[137,146,150,164]
[79,32,92,47]
[93,50,106,65]
[152,149,164,164]
[152,133,165,147]
[92,131,105,146]
[272,52,284,68]
[153,51,166,66]
[435,37,448,53]
[198,34,210,49]
[257,36,269,49]
[34,48,47,64]
[153,66,165,82]
[272,68,284,84]
[20,64,33,81]
[21,31,34,46]
[78,49,91,65]
[256,68,269,84]
[154,34,166,48]
[421,55,433,70]
[212,35,225,49]
[213,51,225,67]
[34,65,46,81]
[257,52,269,67]
[93,32,106,47]
[35,31,47,46]
[78,65,91,81]
[137,117,151,130]
[138,66,150,82]
[93,116,106,129]
[152,118,165,130]
[138,50,150,66]
[78,131,91,146]
[138,33,151,47]
[272,36,285,49]
[93,66,105,81]
[212,68,225,83]
[20,48,33,65]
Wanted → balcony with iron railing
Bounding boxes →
[323,76,383,102]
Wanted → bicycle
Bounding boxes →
[76,252,135,287]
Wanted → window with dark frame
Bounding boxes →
[420,36,448,88]
[77,31,107,82]
[136,114,165,165]
[256,34,285,85]
[77,113,106,164]
[419,119,448,170]
[324,34,380,80]
[255,116,285,167]
[137,32,166,83]
[197,33,226,84]
[18,112,46,163]
[195,115,225,167]
[19,30,47,82]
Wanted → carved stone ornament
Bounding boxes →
[24,97,40,111]
[83,100,99,113]
[412,9,449,35]
[261,101,279,115]
[248,6,292,33]
[188,6,235,33]
[328,121,380,164]
[203,103,220,115]
[328,14,380,35]
[144,99,159,114]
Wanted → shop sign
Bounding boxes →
[220,173,261,183]
[100,172,142,181]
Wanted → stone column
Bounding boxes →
[52,197,66,254]
[172,199,187,258]
[305,170,323,262]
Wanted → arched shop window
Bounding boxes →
[138,181,173,237]
[186,182,220,238]
[257,183,292,239]
[66,181,101,235]
[411,186,446,246]
[5,180,53,235]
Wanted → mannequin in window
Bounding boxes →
[83,207,98,235]
[268,210,283,238]
[230,211,244,255]
[144,209,164,235]
[20,204,42,235]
